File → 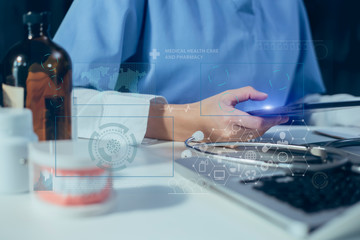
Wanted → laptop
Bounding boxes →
[175,129,360,239]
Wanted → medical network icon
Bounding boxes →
[244,169,257,181]
[214,170,225,180]
[149,48,160,60]
[277,152,289,163]
[229,164,241,174]
[244,150,257,160]
[199,160,208,173]
[277,131,289,145]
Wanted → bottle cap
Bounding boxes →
[23,12,42,25]
[0,108,36,139]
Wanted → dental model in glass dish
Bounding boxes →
[28,140,116,217]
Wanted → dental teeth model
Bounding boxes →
[35,167,111,206]
[28,140,115,216]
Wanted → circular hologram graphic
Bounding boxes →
[312,172,328,189]
[218,92,239,113]
[208,65,229,87]
[89,123,137,171]
[49,75,63,91]
[48,95,64,109]
[269,69,290,91]
[41,53,59,72]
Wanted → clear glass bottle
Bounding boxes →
[1,12,72,140]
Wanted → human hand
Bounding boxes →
[145,86,288,142]
[197,86,289,142]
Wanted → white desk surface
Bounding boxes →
[1,126,360,240]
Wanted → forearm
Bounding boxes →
[145,103,200,141]
[74,88,167,143]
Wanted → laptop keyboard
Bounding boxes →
[252,167,360,213]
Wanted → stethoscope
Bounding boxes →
[185,131,360,174]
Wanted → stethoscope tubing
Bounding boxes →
[185,137,354,172]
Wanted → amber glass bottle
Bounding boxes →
[1,12,72,140]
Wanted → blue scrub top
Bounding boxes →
[54,0,325,111]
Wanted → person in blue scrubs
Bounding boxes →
[54,0,325,141]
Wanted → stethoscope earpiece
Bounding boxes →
[191,131,204,142]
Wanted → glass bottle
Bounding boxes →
[1,12,72,140]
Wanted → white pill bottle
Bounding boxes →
[0,108,38,194]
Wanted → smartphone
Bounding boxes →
[247,100,360,116]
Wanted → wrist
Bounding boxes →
[172,102,200,141]
[145,102,200,141]
[145,103,170,140]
